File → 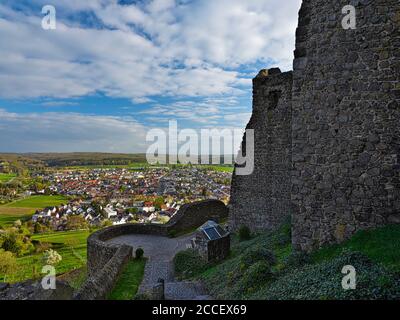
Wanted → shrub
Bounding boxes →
[0,230,23,255]
[238,225,251,242]
[135,248,144,259]
[240,261,274,294]
[42,249,62,266]
[240,247,276,270]
[102,220,113,228]
[283,251,311,269]
[168,230,177,238]
[251,251,400,300]
[35,242,52,254]
[13,220,22,229]
[174,249,208,279]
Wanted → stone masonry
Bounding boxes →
[229,69,292,232]
[291,0,400,251]
[230,0,400,252]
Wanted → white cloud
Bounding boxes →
[41,101,79,107]
[0,0,301,101]
[0,109,148,153]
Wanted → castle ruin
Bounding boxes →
[229,0,400,251]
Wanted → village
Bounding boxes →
[30,167,231,231]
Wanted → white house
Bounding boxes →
[104,206,118,218]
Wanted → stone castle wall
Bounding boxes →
[86,200,228,278]
[230,0,400,251]
[229,69,292,232]
[74,245,132,300]
[291,0,400,251]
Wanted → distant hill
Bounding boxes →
[0,153,236,169]
[0,153,148,168]
[0,154,45,173]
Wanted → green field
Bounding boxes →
[1,230,90,283]
[0,207,37,227]
[0,195,70,227]
[0,173,17,183]
[197,165,234,173]
[60,163,234,173]
[3,195,69,208]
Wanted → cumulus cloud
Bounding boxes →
[140,98,251,127]
[0,0,301,153]
[0,0,301,101]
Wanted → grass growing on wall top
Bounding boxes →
[108,258,147,300]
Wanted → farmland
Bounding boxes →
[0,173,16,183]
[0,207,36,227]
[0,195,70,227]
[0,230,90,283]
[3,195,69,208]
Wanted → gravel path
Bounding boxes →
[107,233,211,299]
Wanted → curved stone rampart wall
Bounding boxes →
[86,200,228,277]
[74,245,132,300]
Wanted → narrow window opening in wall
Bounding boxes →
[268,90,282,110]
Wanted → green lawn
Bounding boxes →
[3,195,69,208]
[0,173,17,183]
[108,258,147,300]
[1,230,90,283]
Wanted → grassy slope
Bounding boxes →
[1,230,90,283]
[179,224,400,300]
[108,258,147,300]
[312,224,400,273]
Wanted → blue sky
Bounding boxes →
[0,0,301,153]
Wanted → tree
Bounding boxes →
[42,249,62,266]
[127,207,138,214]
[0,249,17,281]
[13,219,22,229]
[1,231,22,255]
[101,220,113,228]
[66,215,88,231]
[154,196,164,210]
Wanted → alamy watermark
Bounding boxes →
[342,5,356,30]
[341,265,357,290]
[41,265,56,290]
[41,5,56,30]
[146,120,254,175]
